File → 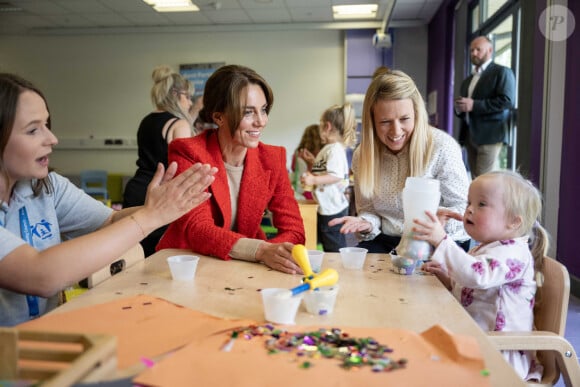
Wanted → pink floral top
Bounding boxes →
[431,236,542,380]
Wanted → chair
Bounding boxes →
[87,243,145,288]
[488,256,580,386]
[80,170,109,202]
[0,328,116,385]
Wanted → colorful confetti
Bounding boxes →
[222,324,406,372]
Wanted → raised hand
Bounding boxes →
[143,162,217,227]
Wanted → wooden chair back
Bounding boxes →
[533,256,571,384]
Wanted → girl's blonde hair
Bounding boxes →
[486,170,549,298]
[358,69,434,198]
[320,102,357,148]
[150,65,194,125]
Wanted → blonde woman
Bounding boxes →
[329,69,470,253]
[123,65,195,256]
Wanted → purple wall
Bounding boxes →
[345,29,394,94]
[427,0,456,134]
[558,1,580,279]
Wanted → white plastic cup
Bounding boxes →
[261,288,303,325]
[307,250,324,273]
[339,247,368,270]
[303,285,339,316]
[167,255,199,281]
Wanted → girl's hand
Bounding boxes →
[412,211,448,247]
[328,216,372,234]
[421,261,451,290]
[255,242,303,275]
[142,162,217,227]
[300,172,315,187]
[436,208,464,227]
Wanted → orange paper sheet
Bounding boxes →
[18,294,490,386]
[18,294,249,369]
[135,324,490,387]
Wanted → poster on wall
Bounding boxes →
[179,62,225,98]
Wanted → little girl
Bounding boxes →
[301,103,356,252]
[414,170,547,381]
[291,124,322,200]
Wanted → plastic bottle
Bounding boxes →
[396,177,441,262]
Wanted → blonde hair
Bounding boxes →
[358,69,433,198]
[484,170,549,296]
[150,65,194,124]
[320,102,357,148]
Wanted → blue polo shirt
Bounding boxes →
[0,172,113,326]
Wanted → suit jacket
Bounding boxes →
[157,130,305,259]
[456,62,515,145]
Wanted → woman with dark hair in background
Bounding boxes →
[158,64,305,274]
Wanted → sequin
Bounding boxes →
[222,324,406,372]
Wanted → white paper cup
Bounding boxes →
[339,247,368,270]
[307,250,324,273]
[303,285,339,316]
[261,288,303,325]
[167,255,199,281]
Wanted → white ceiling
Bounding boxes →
[0,0,444,35]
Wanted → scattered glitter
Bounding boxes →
[300,361,312,369]
[221,331,239,352]
[141,357,155,368]
[221,324,406,372]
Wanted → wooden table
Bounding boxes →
[55,249,524,386]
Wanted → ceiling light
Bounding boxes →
[332,4,378,20]
[142,0,199,12]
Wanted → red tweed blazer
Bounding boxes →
[157,130,305,259]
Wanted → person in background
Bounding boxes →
[157,65,305,274]
[329,69,470,253]
[290,124,322,201]
[417,170,547,381]
[455,35,516,179]
[123,65,195,256]
[301,104,357,252]
[0,73,216,326]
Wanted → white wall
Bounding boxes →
[0,30,345,175]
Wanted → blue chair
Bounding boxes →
[80,170,109,202]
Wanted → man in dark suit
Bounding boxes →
[455,36,516,178]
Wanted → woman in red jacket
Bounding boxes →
[157,65,305,274]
